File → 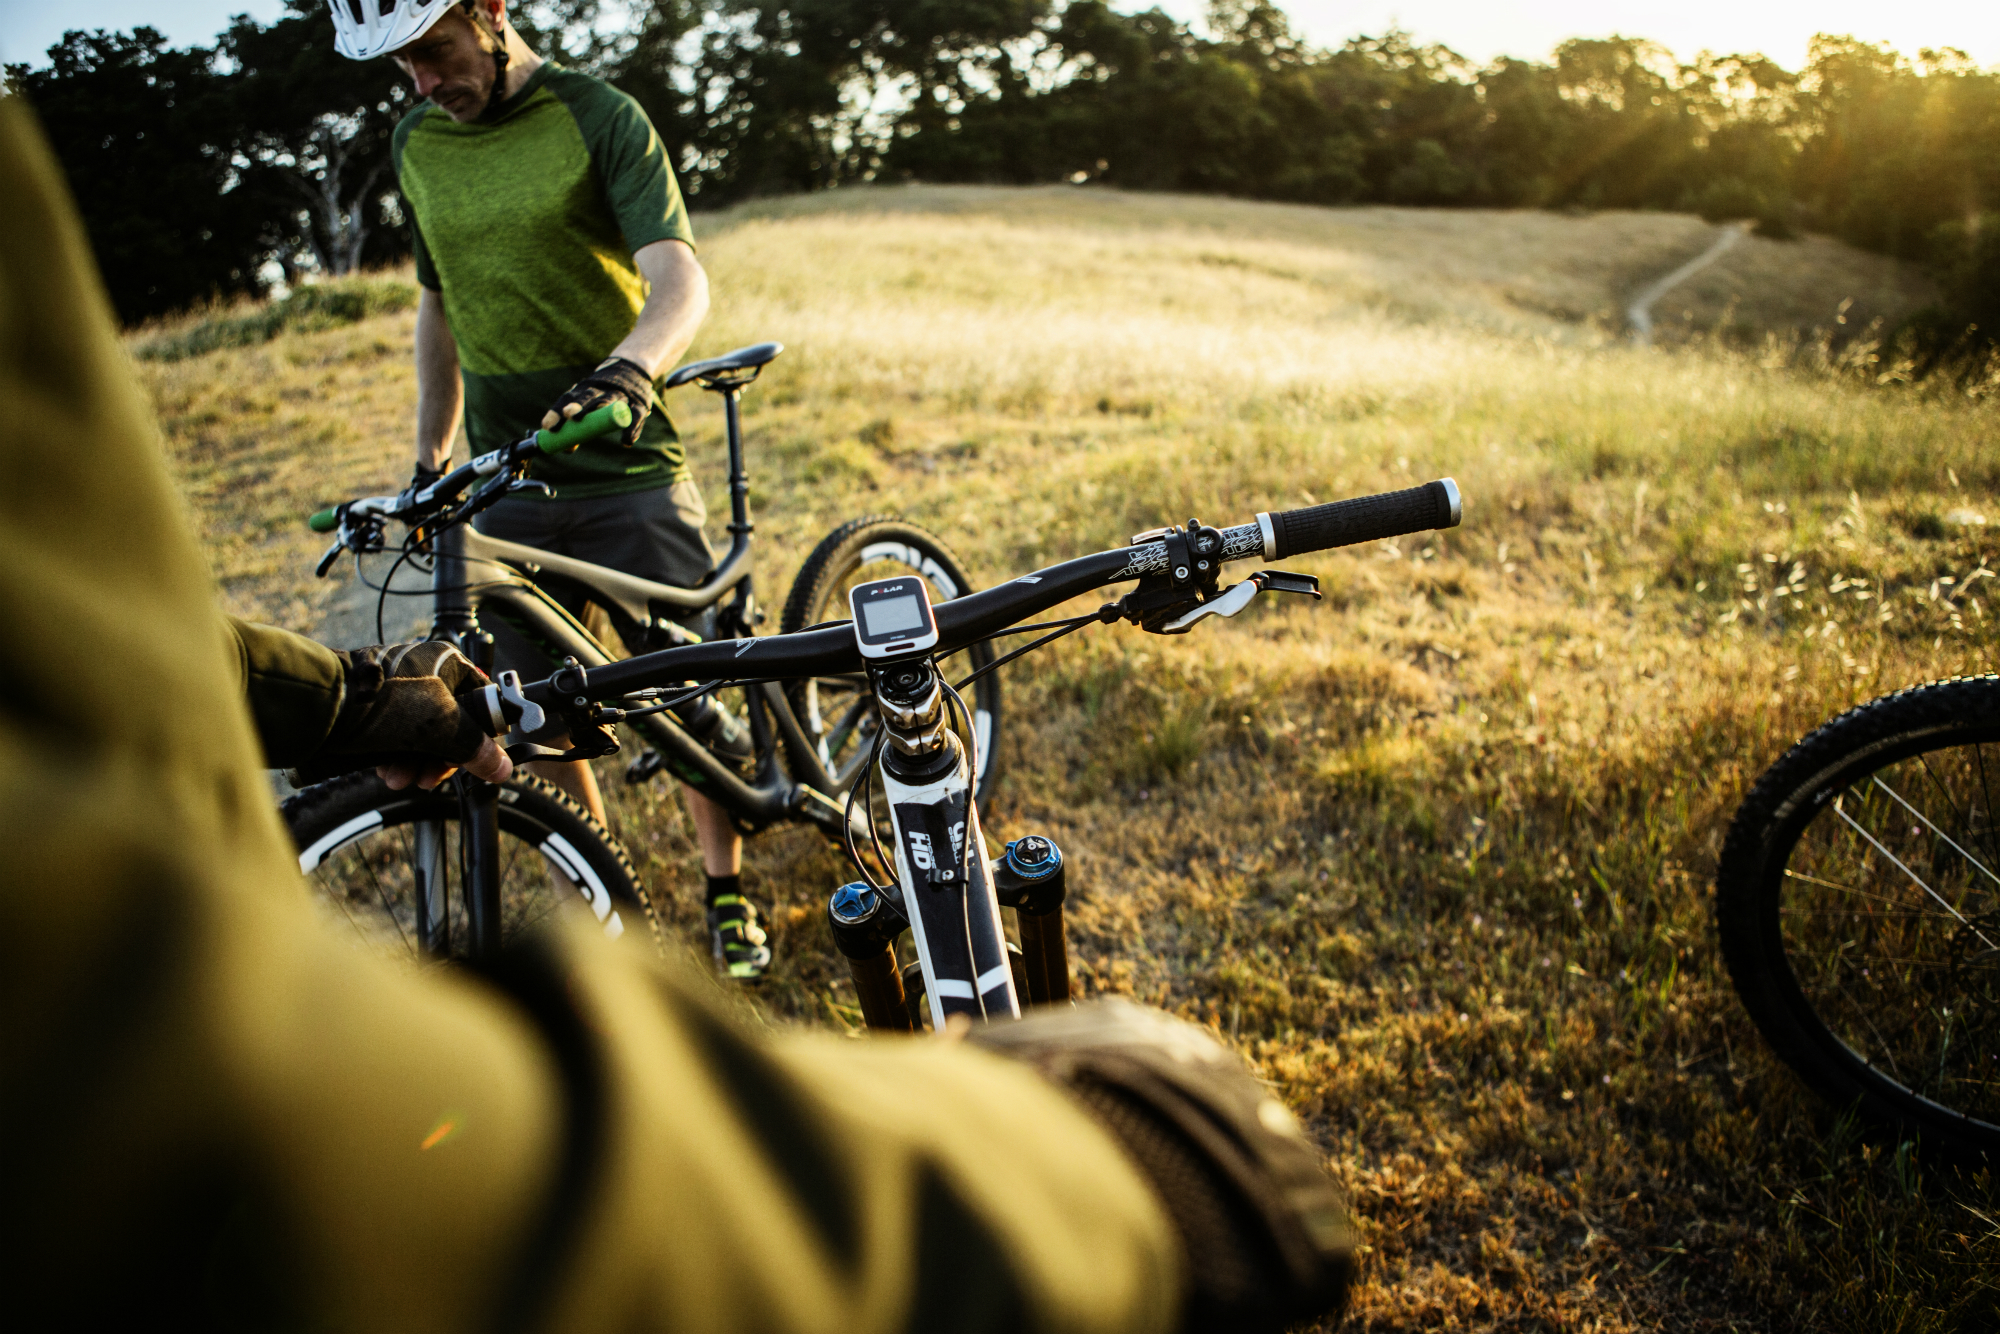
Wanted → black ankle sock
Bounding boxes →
[705,874,742,907]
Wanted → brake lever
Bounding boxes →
[314,539,345,579]
[503,724,619,766]
[1254,569,1323,599]
[1157,569,1322,633]
[477,669,548,739]
[480,669,623,765]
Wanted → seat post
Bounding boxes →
[723,387,752,539]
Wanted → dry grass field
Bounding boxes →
[138,188,1994,1332]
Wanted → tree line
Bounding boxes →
[10,0,2000,350]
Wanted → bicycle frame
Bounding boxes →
[429,526,853,830]
[416,407,860,840]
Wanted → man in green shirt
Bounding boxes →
[350,0,768,978]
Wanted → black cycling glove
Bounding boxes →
[291,640,496,784]
[542,355,653,447]
[971,999,1354,1334]
[396,461,446,513]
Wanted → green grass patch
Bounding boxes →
[136,276,418,363]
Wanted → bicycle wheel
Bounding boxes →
[780,517,1003,801]
[283,771,652,964]
[1716,675,2000,1155]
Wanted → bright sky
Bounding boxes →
[2,0,1994,69]
[0,1,290,65]
[1187,1,2000,69]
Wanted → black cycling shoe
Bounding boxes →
[707,893,772,981]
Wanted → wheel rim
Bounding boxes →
[1777,737,2000,1131]
[798,540,997,793]
[297,799,626,963]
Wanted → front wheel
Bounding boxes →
[781,517,1003,802]
[283,771,652,964]
[1715,675,2000,1156]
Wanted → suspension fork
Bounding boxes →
[827,658,1034,1032]
[995,836,1071,1005]
[431,524,504,960]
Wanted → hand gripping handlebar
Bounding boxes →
[307,401,634,533]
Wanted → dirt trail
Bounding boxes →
[313,558,432,649]
[1626,221,1750,345]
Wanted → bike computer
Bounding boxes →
[848,576,940,660]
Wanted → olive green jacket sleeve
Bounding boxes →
[224,614,346,767]
[0,95,1182,1334]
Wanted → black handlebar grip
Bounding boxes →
[1259,478,1461,560]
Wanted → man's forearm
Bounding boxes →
[609,239,710,377]
[414,287,463,470]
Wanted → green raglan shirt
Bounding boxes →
[392,62,695,497]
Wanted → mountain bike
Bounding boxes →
[284,342,1001,962]
[1716,675,2000,1157]
[300,420,1460,1024]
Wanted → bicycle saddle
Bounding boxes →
[665,341,783,391]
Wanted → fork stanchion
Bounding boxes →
[461,777,504,960]
[995,836,1070,1005]
[828,882,913,1032]
[1016,905,1072,1005]
[847,948,910,1032]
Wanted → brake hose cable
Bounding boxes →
[953,612,1098,692]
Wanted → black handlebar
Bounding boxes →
[517,479,1461,712]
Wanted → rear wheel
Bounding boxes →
[1716,676,2000,1155]
[283,771,652,964]
[781,517,1003,801]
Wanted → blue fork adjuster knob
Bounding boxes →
[996,836,1067,916]
[827,880,908,959]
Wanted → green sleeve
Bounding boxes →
[0,93,1181,1334]
[392,104,442,290]
[555,71,697,255]
[222,615,345,768]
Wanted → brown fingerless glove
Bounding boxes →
[290,640,494,784]
[541,356,653,447]
[971,1000,1354,1333]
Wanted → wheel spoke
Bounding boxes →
[1874,772,2000,892]
[362,826,414,954]
[1830,797,2000,952]
[1975,741,2000,878]
[293,783,636,965]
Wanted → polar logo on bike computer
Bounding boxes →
[849,575,940,660]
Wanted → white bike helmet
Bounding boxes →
[329,0,458,61]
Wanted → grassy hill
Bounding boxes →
[139,189,1992,1332]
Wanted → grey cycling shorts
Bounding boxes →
[473,479,715,669]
